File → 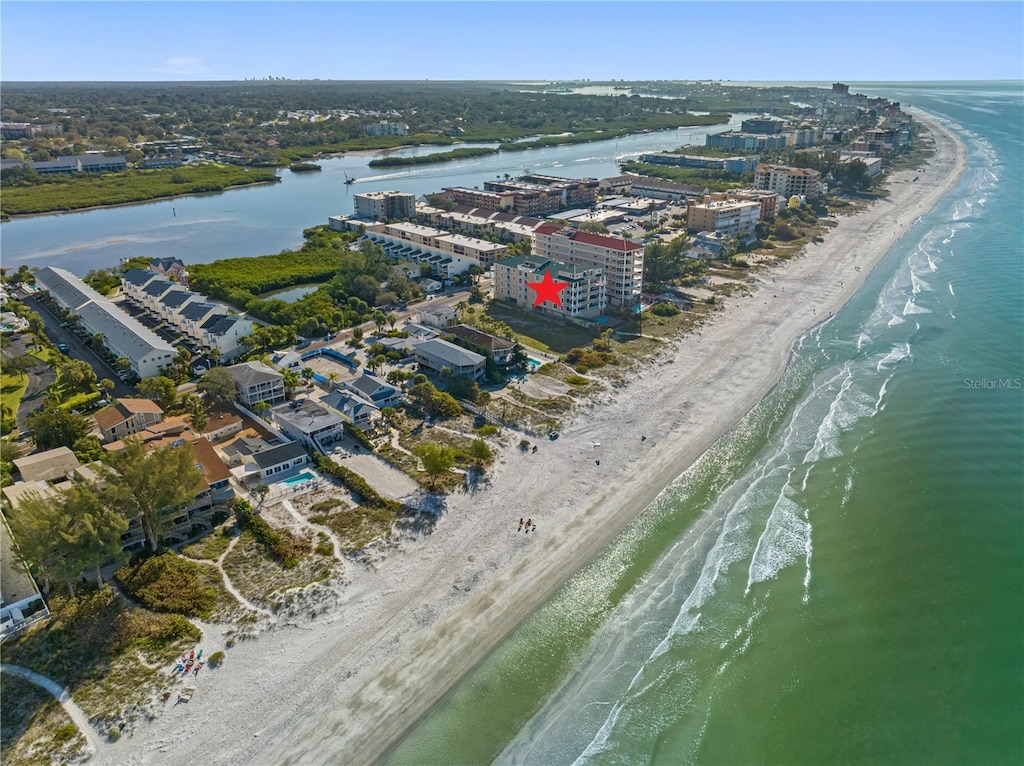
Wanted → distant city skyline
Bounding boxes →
[1,1,1021,82]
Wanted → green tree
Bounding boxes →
[26,404,91,451]
[98,378,116,398]
[100,439,203,552]
[136,376,178,411]
[414,443,455,489]
[198,367,236,405]
[5,489,78,595]
[72,435,104,462]
[62,481,130,586]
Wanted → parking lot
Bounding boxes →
[21,293,136,398]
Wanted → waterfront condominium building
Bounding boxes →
[493,254,606,319]
[531,225,644,311]
[753,163,822,198]
[685,198,762,238]
[353,190,416,221]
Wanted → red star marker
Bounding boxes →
[526,269,570,307]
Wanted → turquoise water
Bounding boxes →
[387,83,1023,765]
[277,469,315,488]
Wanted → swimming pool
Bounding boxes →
[526,358,542,369]
[276,469,315,488]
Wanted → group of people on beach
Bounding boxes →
[518,517,537,534]
[173,648,205,677]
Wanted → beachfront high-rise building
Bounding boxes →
[493,254,606,319]
[685,198,761,238]
[754,164,822,198]
[532,225,644,310]
[353,190,416,221]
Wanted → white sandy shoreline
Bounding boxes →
[96,114,966,766]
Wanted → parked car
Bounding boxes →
[57,343,69,353]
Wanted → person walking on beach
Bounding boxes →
[518,518,523,532]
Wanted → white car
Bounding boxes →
[194,365,208,374]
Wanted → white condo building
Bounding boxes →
[531,225,644,310]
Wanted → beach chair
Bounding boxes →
[177,685,196,703]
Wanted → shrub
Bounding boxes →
[313,454,403,513]
[476,424,499,436]
[574,364,589,374]
[468,438,492,462]
[233,499,306,569]
[565,375,589,386]
[519,439,531,452]
[651,302,681,317]
[207,651,225,667]
[115,553,217,619]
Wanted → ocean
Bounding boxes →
[385,82,1024,765]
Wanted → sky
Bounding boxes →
[1,1,1022,82]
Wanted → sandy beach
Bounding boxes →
[96,114,966,766]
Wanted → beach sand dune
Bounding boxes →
[101,115,965,766]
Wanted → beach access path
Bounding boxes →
[98,113,966,766]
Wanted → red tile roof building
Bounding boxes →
[532,225,644,310]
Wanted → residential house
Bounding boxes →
[412,338,486,380]
[270,400,345,452]
[12,446,81,483]
[344,372,402,409]
[321,390,381,430]
[269,350,304,373]
[251,441,309,481]
[94,398,164,443]
[227,361,286,407]
[446,325,517,366]
[416,302,459,329]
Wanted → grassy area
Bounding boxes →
[1,164,280,217]
[476,302,598,354]
[220,529,334,610]
[181,525,234,561]
[310,504,397,552]
[1,371,28,431]
[0,587,200,734]
[0,674,88,766]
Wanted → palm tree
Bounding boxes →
[327,372,338,390]
[209,347,222,366]
[252,400,271,421]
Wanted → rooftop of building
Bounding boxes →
[271,399,343,434]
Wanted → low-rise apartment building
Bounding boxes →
[35,267,176,379]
